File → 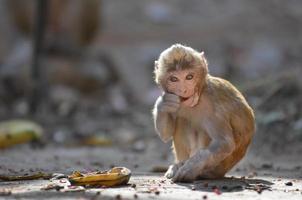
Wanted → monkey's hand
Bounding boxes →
[157,93,180,113]
[153,93,179,143]
[165,162,184,179]
[171,161,199,182]
[172,151,209,182]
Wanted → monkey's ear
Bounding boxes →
[154,60,159,70]
[200,51,205,57]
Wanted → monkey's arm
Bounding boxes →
[172,118,235,182]
[153,96,177,143]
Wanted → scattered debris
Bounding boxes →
[248,171,258,178]
[222,185,228,190]
[143,187,161,195]
[245,183,272,194]
[68,167,131,187]
[41,183,64,191]
[155,190,160,195]
[60,179,67,183]
[51,173,68,180]
[0,188,11,196]
[261,163,273,169]
[62,185,85,192]
[0,172,51,181]
[226,185,244,192]
[213,187,221,195]
[285,182,293,186]
[0,120,43,149]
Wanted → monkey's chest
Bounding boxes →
[176,119,210,157]
[187,129,210,156]
[175,114,211,156]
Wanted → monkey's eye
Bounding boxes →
[169,76,179,82]
[186,74,194,80]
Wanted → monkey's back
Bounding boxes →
[205,76,256,177]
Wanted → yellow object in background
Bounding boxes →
[0,120,43,149]
[82,134,112,146]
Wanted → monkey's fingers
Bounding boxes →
[163,93,180,103]
[171,167,184,182]
[160,103,179,113]
[161,106,178,113]
[165,164,179,179]
[172,166,194,183]
[165,169,175,179]
[162,101,179,108]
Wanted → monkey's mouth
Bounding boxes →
[180,96,191,102]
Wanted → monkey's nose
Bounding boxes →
[177,87,187,96]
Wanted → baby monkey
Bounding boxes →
[153,44,255,182]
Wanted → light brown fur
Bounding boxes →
[153,44,255,182]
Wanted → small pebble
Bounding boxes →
[213,188,221,195]
[222,185,228,190]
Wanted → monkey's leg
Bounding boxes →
[165,119,190,179]
[166,120,190,179]
[202,140,251,178]
[166,142,188,179]
[172,125,236,182]
[172,119,190,163]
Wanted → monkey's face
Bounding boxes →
[165,69,200,107]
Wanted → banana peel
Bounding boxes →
[0,120,43,149]
[68,167,131,187]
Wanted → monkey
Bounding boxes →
[152,44,255,182]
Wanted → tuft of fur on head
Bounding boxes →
[154,44,208,85]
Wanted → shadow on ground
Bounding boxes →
[176,177,273,193]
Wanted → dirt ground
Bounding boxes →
[1,1,302,199]
[0,140,302,200]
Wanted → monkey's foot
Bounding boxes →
[165,163,183,179]
[164,167,175,179]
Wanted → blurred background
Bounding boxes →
[0,0,302,174]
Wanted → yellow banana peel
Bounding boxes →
[68,167,131,187]
[0,120,43,149]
